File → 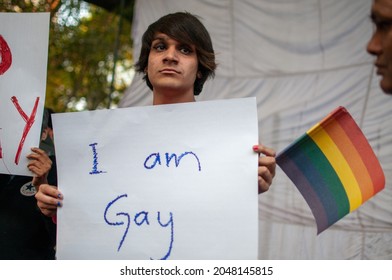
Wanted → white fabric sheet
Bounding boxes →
[119,0,392,259]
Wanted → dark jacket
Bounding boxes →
[0,156,57,260]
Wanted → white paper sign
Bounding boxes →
[55,98,259,260]
[0,13,49,175]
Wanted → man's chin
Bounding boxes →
[380,79,392,95]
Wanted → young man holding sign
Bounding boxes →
[36,12,276,228]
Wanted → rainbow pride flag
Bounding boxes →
[276,107,385,234]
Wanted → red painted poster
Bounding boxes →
[0,13,50,175]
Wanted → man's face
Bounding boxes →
[368,0,392,94]
[146,33,199,98]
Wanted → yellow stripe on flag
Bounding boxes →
[309,128,363,211]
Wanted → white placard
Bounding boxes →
[55,97,259,260]
[0,13,49,175]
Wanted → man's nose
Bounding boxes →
[163,46,178,62]
[367,31,382,56]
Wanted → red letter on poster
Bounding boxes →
[0,35,12,75]
[11,96,40,165]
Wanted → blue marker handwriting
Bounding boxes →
[89,143,106,175]
[144,151,201,171]
[88,142,202,175]
[104,193,174,260]
[90,144,200,258]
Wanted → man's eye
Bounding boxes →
[376,20,392,31]
[153,43,166,51]
[180,46,192,55]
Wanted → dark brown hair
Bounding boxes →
[135,12,216,95]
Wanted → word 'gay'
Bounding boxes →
[104,193,174,260]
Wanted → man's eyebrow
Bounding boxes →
[370,11,381,23]
[152,34,169,41]
[370,10,392,23]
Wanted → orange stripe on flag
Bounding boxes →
[321,118,374,202]
[333,108,385,196]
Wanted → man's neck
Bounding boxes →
[153,90,195,105]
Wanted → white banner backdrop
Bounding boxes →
[119,0,392,259]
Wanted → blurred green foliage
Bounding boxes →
[1,0,134,112]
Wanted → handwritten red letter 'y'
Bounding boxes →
[11,96,40,165]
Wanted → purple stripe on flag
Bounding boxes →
[277,152,329,233]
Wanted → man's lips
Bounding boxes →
[159,68,180,74]
[375,63,386,75]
